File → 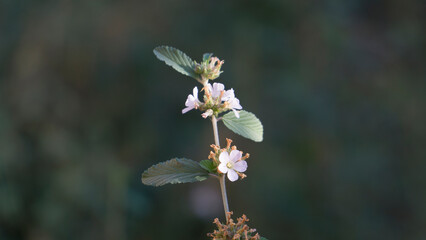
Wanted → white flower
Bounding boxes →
[222,88,235,101]
[207,82,225,99]
[207,83,243,118]
[218,150,248,182]
[221,88,243,118]
[227,97,242,118]
[182,87,201,114]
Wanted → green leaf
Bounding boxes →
[222,110,263,142]
[142,158,208,187]
[153,46,200,80]
[203,53,213,62]
[260,237,268,240]
[199,160,217,173]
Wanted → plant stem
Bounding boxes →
[211,115,220,146]
[219,174,230,215]
[211,115,230,218]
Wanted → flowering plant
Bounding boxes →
[141,46,267,240]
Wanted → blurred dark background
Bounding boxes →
[1,0,425,239]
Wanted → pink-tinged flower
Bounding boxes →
[182,87,201,114]
[218,150,248,182]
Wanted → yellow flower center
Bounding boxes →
[226,162,234,169]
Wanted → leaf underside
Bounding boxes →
[142,158,208,187]
[153,46,199,80]
[222,110,264,142]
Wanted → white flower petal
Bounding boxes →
[213,83,224,92]
[229,150,242,162]
[233,161,247,172]
[227,169,239,182]
[219,151,230,163]
[222,89,235,101]
[218,163,229,173]
[207,83,213,93]
[211,83,225,99]
[192,86,198,99]
[230,98,242,109]
[182,107,193,114]
[185,95,193,106]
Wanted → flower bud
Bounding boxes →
[201,109,214,119]
[194,64,204,74]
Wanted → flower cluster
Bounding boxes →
[194,54,224,81]
[207,212,261,240]
[208,139,249,182]
[182,82,242,118]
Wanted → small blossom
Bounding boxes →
[207,82,225,99]
[222,88,235,101]
[202,109,214,118]
[182,87,201,114]
[221,88,243,118]
[181,82,243,119]
[227,97,242,118]
[205,83,243,118]
[218,150,248,182]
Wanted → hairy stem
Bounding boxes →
[211,115,230,218]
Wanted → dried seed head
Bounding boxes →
[208,151,216,160]
[210,144,220,152]
[238,172,247,180]
[207,212,262,240]
[226,138,233,149]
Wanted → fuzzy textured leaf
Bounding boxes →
[222,110,263,142]
[142,158,208,187]
[199,160,217,173]
[153,46,199,80]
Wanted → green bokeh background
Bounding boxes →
[1,0,425,239]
